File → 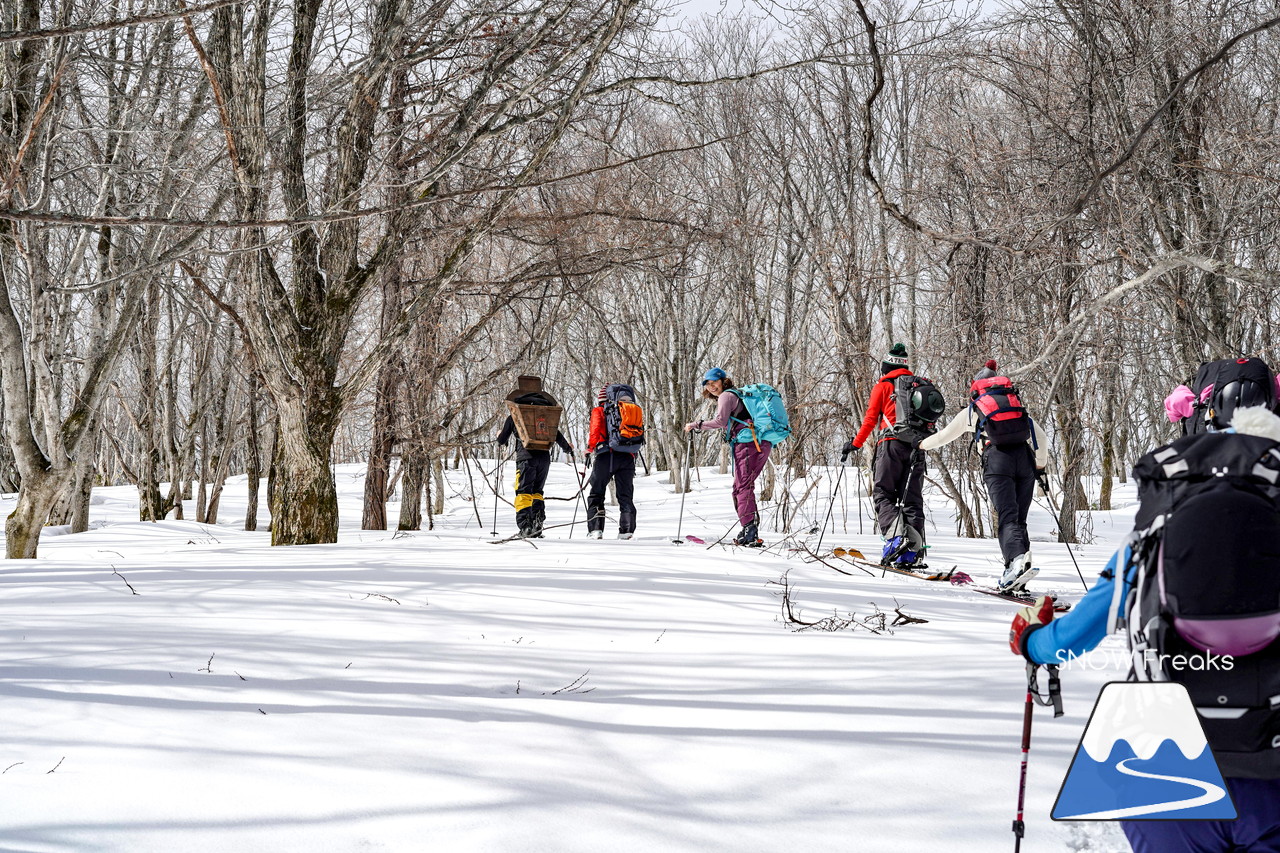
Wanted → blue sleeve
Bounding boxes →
[1025,548,1129,666]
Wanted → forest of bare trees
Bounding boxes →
[2,0,1278,557]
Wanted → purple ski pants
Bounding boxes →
[1123,777,1280,851]
[731,440,772,526]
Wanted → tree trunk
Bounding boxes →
[432,456,446,516]
[269,417,340,545]
[397,450,425,531]
[245,376,263,531]
[6,472,68,559]
[362,364,397,530]
[68,448,95,533]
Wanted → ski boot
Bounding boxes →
[734,521,764,548]
[880,536,905,565]
[895,544,926,569]
[998,553,1038,592]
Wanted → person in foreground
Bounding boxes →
[1009,405,1280,852]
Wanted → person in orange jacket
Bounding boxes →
[841,343,927,565]
[584,385,637,539]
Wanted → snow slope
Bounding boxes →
[0,461,1135,852]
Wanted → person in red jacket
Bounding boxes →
[841,343,927,565]
[584,386,637,539]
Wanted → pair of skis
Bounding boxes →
[829,547,1071,612]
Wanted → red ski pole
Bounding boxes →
[1013,677,1034,852]
[1014,663,1063,851]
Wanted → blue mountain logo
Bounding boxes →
[1052,682,1237,821]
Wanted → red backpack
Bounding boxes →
[970,376,1031,446]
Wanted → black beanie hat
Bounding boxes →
[881,342,909,374]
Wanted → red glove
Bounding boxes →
[1009,596,1055,657]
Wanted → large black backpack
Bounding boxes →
[890,374,946,437]
[1126,431,1280,778]
[1185,357,1276,435]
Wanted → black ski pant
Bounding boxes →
[586,451,636,534]
[514,452,551,534]
[982,443,1035,565]
[872,438,926,541]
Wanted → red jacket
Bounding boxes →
[852,368,913,449]
[587,406,607,452]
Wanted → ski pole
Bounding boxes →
[568,452,587,539]
[1012,671,1034,853]
[491,442,504,536]
[814,457,846,555]
[1014,663,1064,852]
[1037,472,1089,591]
[673,431,693,544]
[854,461,865,536]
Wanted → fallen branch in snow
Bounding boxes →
[547,671,591,691]
[770,572,894,634]
[111,567,138,595]
[46,757,64,774]
[360,592,401,605]
[3,762,22,773]
[891,599,928,627]
[198,654,214,673]
[891,608,928,627]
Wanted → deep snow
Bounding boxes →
[1,458,1137,851]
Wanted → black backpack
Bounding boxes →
[891,374,946,436]
[1126,431,1280,779]
[1185,357,1276,435]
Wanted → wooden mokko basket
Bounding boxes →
[505,401,563,451]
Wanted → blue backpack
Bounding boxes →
[730,384,791,446]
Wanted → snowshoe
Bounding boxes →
[588,530,603,540]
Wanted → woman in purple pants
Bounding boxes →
[684,367,771,547]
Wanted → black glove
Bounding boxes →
[840,441,857,461]
[1036,469,1050,492]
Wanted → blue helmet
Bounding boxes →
[702,367,727,386]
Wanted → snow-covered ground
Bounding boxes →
[1,459,1138,851]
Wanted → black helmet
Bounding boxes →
[1209,379,1275,429]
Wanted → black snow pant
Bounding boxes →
[982,443,1035,565]
[514,451,551,535]
[586,451,636,534]
[872,438,926,542]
